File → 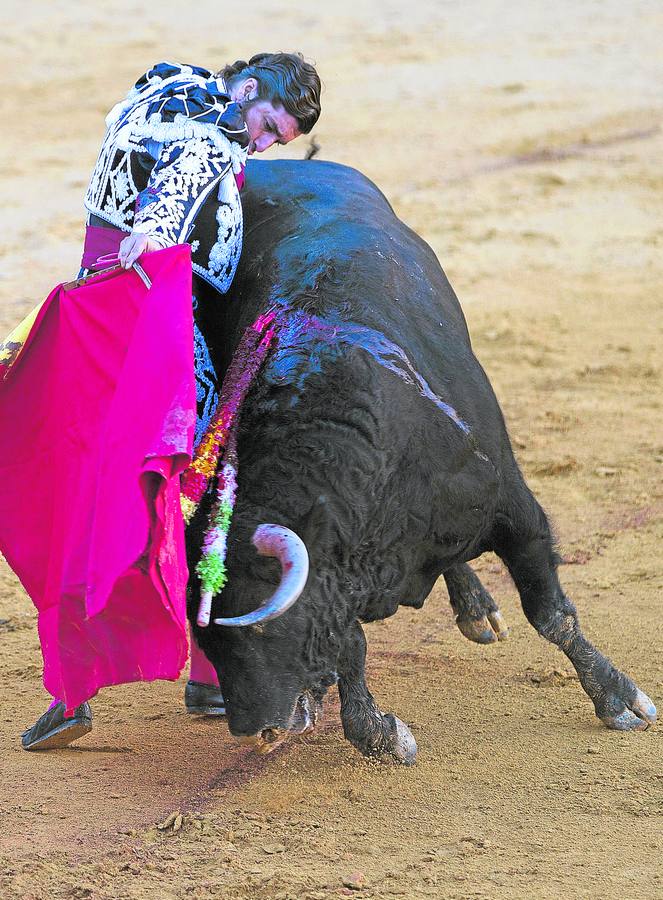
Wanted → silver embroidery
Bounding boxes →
[84,64,248,293]
[207,172,243,292]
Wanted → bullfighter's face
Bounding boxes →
[241,99,301,154]
[231,76,301,154]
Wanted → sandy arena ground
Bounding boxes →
[1,2,662,897]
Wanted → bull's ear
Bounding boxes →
[210,524,309,628]
[299,493,334,549]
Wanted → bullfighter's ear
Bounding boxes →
[240,77,258,102]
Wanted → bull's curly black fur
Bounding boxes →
[188,160,654,753]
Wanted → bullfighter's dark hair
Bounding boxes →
[218,52,321,134]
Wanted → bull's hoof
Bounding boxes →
[456,610,509,645]
[600,688,657,731]
[348,714,417,765]
[384,714,417,766]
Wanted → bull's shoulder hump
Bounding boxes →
[243,159,393,216]
[240,159,469,340]
[244,160,437,271]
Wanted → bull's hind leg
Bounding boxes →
[337,622,417,765]
[494,493,657,731]
[444,563,509,644]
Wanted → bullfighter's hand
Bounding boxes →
[118,231,161,269]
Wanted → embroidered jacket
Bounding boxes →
[84,62,250,293]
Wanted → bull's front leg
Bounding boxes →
[337,622,417,765]
[444,563,509,644]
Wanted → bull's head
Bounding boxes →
[191,513,340,754]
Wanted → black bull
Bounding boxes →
[188,159,655,762]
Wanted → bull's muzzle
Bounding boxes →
[239,692,320,755]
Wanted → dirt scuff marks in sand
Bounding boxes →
[1,1,662,897]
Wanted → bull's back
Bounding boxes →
[241,160,470,343]
[237,160,510,458]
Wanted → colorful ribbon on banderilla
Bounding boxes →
[180,310,277,625]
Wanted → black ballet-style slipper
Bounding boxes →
[21,702,93,751]
[184,680,226,716]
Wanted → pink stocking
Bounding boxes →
[48,697,75,716]
[188,625,220,687]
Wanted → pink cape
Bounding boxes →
[0,245,196,710]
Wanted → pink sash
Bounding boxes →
[80,223,125,271]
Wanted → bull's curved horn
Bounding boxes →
[212,524,309,628]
